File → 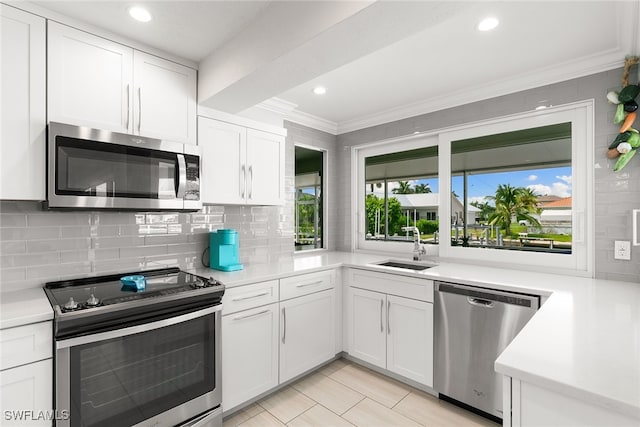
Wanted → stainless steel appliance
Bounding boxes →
[434,281,539,422]
[44,268,225,427]
[47,122,201,211]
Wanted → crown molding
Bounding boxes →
[256,97,299,115]
[285,109,338,135]
[337,50,626,135]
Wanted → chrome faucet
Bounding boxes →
[402,226,426,261]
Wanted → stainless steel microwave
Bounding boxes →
[47,122,201,211]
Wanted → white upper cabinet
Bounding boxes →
[48,22,196,144]
[245,129,285,205]
[1,5,46,200]
[198,117,285,206]
[133,51,197,144]
[198,118,246,204]
[48,21,133,134]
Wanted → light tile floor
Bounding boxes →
[223,359,498,427]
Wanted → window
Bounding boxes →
[450,123,572,254]
[294,146,324,251]
[357,135,439,253]
[354,101,593,274]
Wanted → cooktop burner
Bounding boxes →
[44,267,225,339]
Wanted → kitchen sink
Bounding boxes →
[375,260,434,271]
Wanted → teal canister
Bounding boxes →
[209,229,243,271]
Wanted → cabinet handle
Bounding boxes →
[126,84,130,130]
[296,280,323,288]
[241,164,246,199]
[231,290,270,301]
[387,300,391,335]
[248,165,253,199]
[380,299,384,332]
[282,307,286,344]
[138,87,142,132]
[232,309,270,321]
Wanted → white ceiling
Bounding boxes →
[26,1,640,133]
[32,1,272,62]
[279,1,638,132]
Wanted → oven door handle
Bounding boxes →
[57,304,221,349]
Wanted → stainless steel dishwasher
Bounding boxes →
[434,281,539,422]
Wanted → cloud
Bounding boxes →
[556,175,572,185]
[527,174,538,181]
[527,182,571,198]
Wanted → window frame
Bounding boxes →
[352,100,594,275]
[355,133,440,254]
[294,144,328,253]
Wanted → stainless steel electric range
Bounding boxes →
[44,267,225,427]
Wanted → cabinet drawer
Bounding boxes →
[223,280,279,315]
[0,322,52,370]
[346,268,433,302]
[280,270,334,301]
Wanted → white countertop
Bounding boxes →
[0,287,53,329]
[2,251,638,418]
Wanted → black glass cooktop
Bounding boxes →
[45,267,221,313]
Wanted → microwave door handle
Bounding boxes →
[176,154,187,198]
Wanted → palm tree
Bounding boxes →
[414,183,432,193]
[487,185,541,235]
[392,181,414,194]
[470,200,495,222]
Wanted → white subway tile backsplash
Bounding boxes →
[1,191,294,290]
[0,215,27,228]
[27,238,91,253]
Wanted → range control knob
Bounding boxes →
[207,277,218,287]
[64,297,79,310]
[86,294,100,307]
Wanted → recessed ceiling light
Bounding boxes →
[535,105,548,111]
[129,6,152,23]
[313,86,327,95]
[477,17,499,32]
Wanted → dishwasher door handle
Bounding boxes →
[467,297,495,308]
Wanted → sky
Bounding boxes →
[376,165,572,205]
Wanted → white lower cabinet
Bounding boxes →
[221,270,337,413]
[0,359,53,427]
[222,303,279,412]
[506,377,639,427]
[386,294,433,386]
[279,289,335,383]
[0,321,53,426]
[348,287,386,368]
[346,269,434,387]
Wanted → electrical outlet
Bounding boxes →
[614,240,631,260]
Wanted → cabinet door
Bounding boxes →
[386,295,433,386]
[222,304,279,412]
[198,117,246,204]
[133,51,196,144]
[48,21,133,133]
[0,5,46,200]
[0,359,52,426]
[280,289,335,383]
[347,288,386,369]
[245,129,285,205]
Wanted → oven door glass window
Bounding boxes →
[69,314,216,427]
[56,136,179,200]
